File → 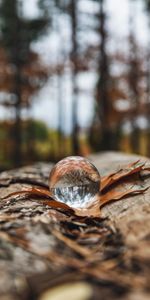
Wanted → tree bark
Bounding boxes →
[0,152,149,300]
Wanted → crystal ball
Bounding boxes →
[49,156,100,208]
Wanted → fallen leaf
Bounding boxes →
[101,160,145,191]
[100,186,148,207]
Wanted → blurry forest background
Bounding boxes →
[0,0,150,170]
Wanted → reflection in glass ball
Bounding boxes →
[49,156,100,208]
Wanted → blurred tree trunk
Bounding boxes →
[13,72,22,167]
[96,0,115,150]
[0,0,50,167]
[70,0,80,155]
[57,71,64,157]
[128,2,140,154]
[11,11,22,167]
[52,4,64,159]
[146,9,150,156]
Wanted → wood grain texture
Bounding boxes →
[0,153,149,300]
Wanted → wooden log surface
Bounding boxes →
[0,152,150,300]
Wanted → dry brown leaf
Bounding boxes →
[2,187,51,199]
[101,160,145,191]
[100,186,148,207]
[42,200,75,214]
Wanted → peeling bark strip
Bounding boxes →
[0,152,150,300]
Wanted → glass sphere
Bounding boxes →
[49,156,100,208]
